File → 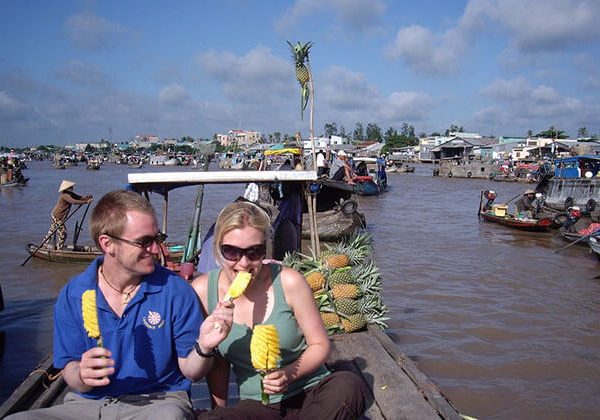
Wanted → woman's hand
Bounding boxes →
[78,347,114,387]
[199,300,234,350]
[262,368,291,394]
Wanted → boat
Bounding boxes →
[0,326,462,419]
[433,157,501,179]
[26,243,185,264]
[586,235,600,260]
[0,178,29,188]
[301,200,366,241]
[538,155,600,213]
[478,190,553,231]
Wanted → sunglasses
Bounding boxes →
[107,232,167,249]
[220,244,266,262]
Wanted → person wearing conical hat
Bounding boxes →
[514,189,538,219]
[43,180,93,249]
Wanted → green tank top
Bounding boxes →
[207,264,330,403]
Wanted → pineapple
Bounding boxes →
[223,271,252,301]
[320,312,341,329]
[305,270,326,292]
[331,283,361,300]
[322,253,350,269]
[82,289,103,347]
[333,298,359,315]
[341,314,367,333]
[250,324,281,405]
[286,40,313,119]
[328,266,353,286]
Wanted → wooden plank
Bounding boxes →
[369,327,462,420]
[0,356,53,417]
[329,331,441,420]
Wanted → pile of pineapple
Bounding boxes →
[284,233,388,334]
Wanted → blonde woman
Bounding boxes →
[192,201,366,419]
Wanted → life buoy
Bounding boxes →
[340,199,358,216]
[586,199,596,213]
[467,171,472,178]
[553,213,570,227]
[564,197,574,209]
[448,172,453,178]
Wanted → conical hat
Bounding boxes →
[58,180,75,192]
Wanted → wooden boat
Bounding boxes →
[0,327,461,419]
[26,243,185,264]
[0,178,29,188]
[354,175,381,195]
[301,202,366,241]
[479,211,552,231]
[586,235,600,260]
[478,190,553,231]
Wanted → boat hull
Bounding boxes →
[26,243,185,264]
[301,208,366,241]
[480,212,552,231]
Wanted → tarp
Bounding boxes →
[264,147,302,156]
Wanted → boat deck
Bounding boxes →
[0,327,460,419]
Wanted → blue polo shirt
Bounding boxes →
[53,257,202,399]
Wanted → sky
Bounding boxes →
[2,0,600,147]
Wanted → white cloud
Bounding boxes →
[54,61,111,88]
[159,84,188,104]
[64,13,127,50]
[277,0,385,34]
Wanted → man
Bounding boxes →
[515,189,538,219]
[43,180,93,250]
[316,149,328,176]
[10,190,233,419]
[331,150,356,184]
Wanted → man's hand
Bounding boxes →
[78,347,114,387]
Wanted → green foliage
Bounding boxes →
[444,124,464,136]
[352,122,364,142]
[366,123,382,142]
[536,125,568,139]
[324,122,338,137]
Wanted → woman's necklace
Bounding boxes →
[100,266,139,304]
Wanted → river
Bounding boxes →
[1,160,599,419]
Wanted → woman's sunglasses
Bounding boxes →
[220,244,266,262]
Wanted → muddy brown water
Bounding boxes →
[1,161,599,419]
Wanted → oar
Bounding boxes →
[477,190,484,221]
[554,228,600,253]
[21,204,84,266]
[73,202,91,248]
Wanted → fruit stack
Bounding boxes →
[284,233,388,334]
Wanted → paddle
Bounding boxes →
[21,204,84,266]
[73,202,91,249]
[554,228,600,253]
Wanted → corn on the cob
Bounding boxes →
[82,289,103,347]
[250,324,281,405]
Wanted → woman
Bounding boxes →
[192,201,367,419]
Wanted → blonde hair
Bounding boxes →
[90,190,156,249]
[213,201,271,262]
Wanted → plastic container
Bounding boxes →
[492,204,508,217]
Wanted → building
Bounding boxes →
[217,130,261,148]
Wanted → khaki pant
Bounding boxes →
[6,390,195,420]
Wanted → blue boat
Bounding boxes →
[539,155,600,212]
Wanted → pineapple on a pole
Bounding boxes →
[287,41,313,120]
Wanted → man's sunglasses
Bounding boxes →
[220,244,266,262]
[107,232,167,249]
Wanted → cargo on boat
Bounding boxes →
[433,157,500,179]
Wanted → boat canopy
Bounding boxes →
[128,170,317,196]
[264,146,302,156]
[554,155,600,178]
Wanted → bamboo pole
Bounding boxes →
[307,63,320,256]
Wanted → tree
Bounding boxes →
[339,125,346,138]
[527,129,533,137]
[273,132,281,143]
[578,127,589,138]
[444,124,464,136]
[352,122,365,143]
[536,126,568,139]
[366,123,382,142]
[324,122,338,137]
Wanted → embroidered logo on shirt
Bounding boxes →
[143,310,165,329]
